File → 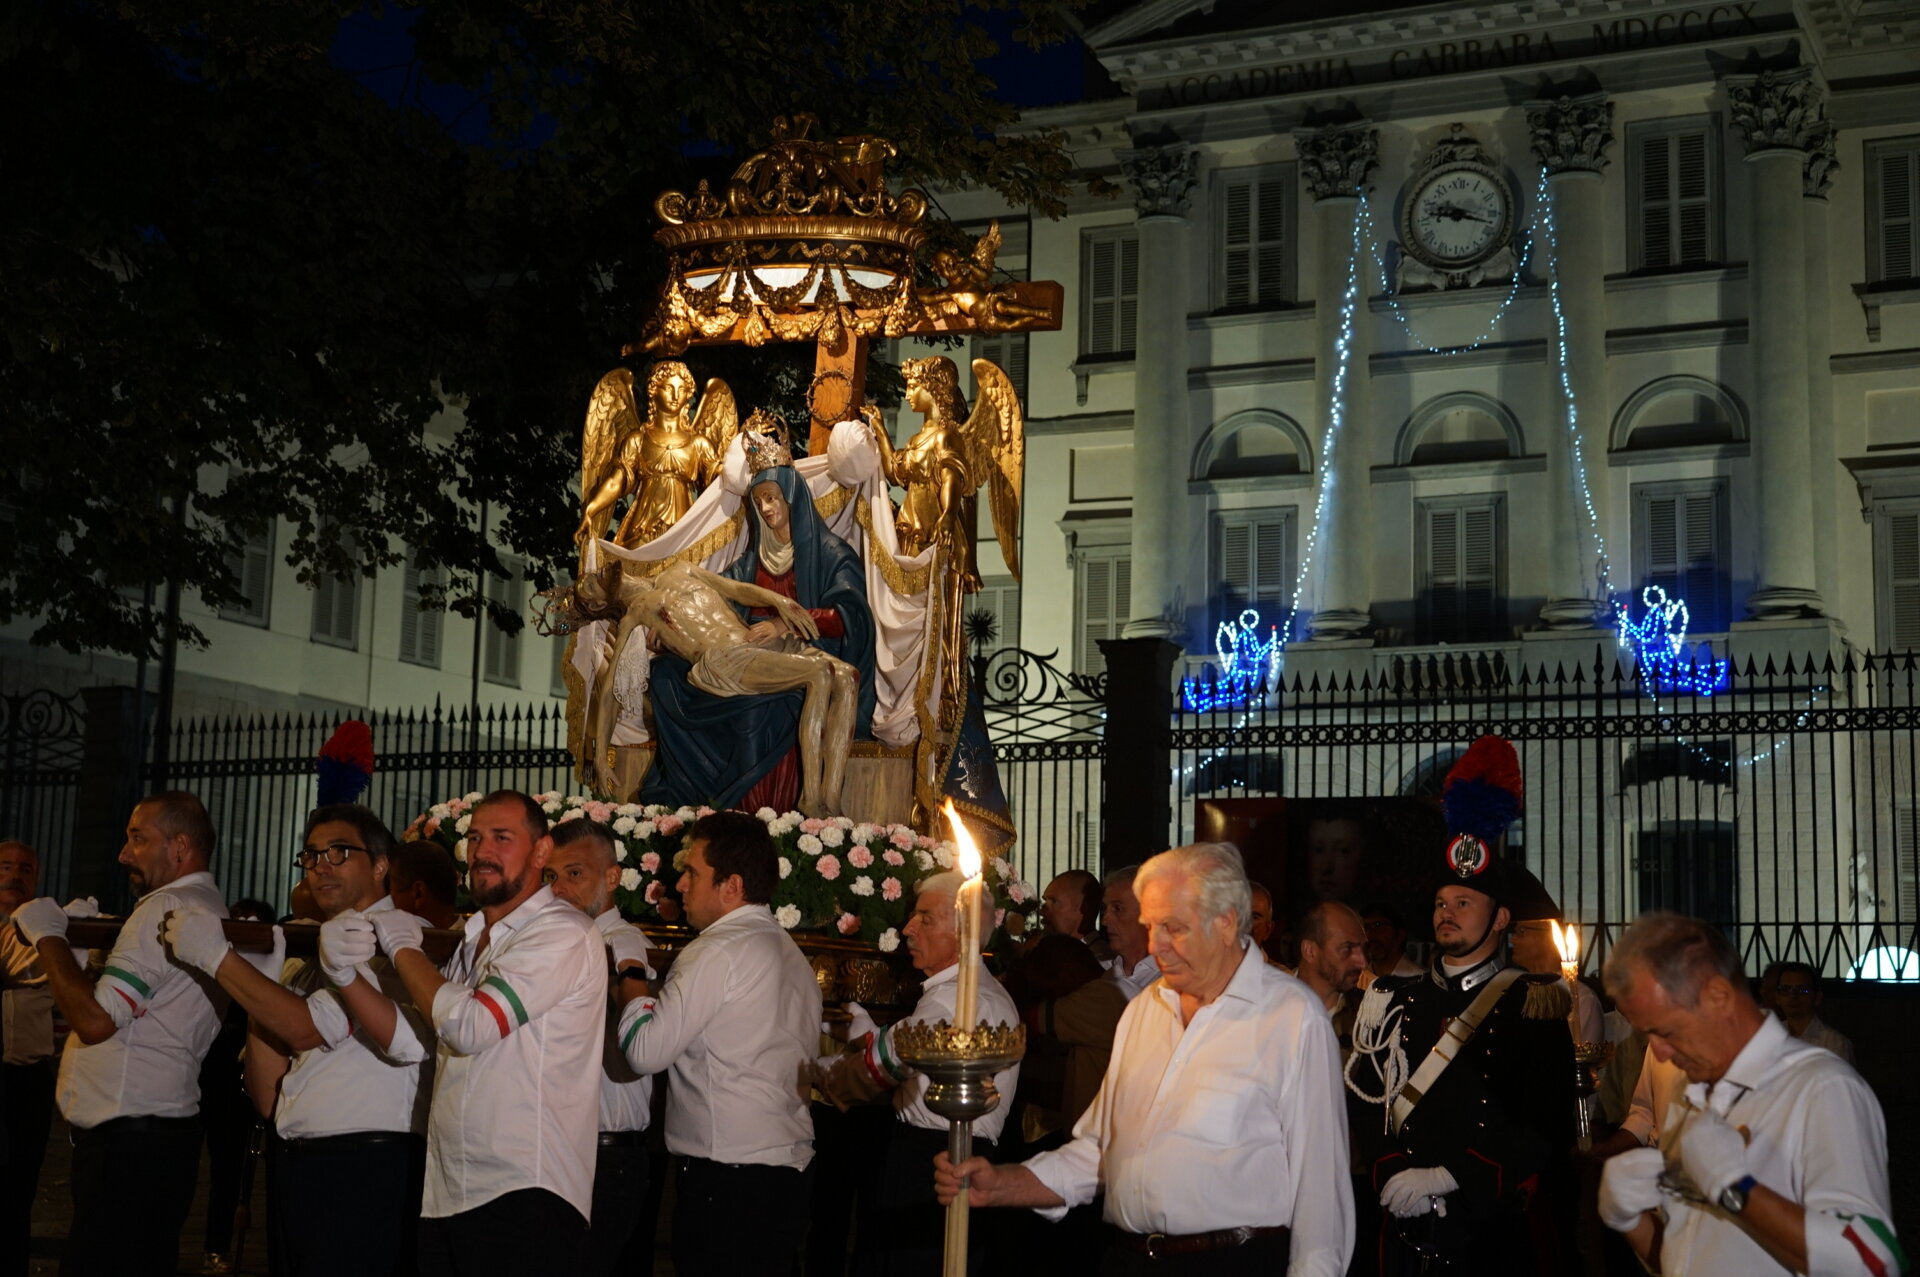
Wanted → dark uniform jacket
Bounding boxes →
[1351,956,1574,1274]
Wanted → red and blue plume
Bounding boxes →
[1442,735,1523,845]
[317,720,374,807]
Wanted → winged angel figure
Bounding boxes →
[925,221,1057,332]
[871,355,1022,733]
[574,361,738,551]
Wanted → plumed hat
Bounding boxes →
[1437,735,1524,904]
[317,720,373,806]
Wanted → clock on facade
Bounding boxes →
[1396,126,1519,289]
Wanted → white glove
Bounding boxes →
[237,925,286,982]
[1598,1147,1667,1232]
[319,914,377,985]
[1679,1109,1749,1201]
[844,1000,878,1042]
[1380,1166,1459,1218]
[162,910,233,976]
[369,909,424,957]
[63,896,101,919]
[14,897,70,946]
[605,927,651,976]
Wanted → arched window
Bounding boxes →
[1612,376,1747,451]
[1394,393,1525,466]
[1192,411,1312,482]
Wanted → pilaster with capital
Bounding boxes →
[1804,116,1840,596]
[1118,143,1195,641]
[1525,92,1615,176]
[1295,123,1379,202]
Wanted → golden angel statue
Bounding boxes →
[574,361,738,550]
[871,355,1023,735]
[924,221,1056,332]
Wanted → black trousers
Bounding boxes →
[62,1114,202,1277]
[852,1125,997,1277]
[418,1187,585,1277]
[271,1132,422,1276]
[583,1140,650,1277]
[1,1061,54,1277]
[671,1155,811,1277]
[1098,1228,1291,1277]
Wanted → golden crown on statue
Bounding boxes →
[744,411,795,473]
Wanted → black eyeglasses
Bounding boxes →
[1776,984,1817,996]
[295,842,366,870]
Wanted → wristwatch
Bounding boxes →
[1718,1175,1759,1214]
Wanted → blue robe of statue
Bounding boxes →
[641,465,877,810]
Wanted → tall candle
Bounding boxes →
[944,800,984,1032]
[1553,922,1582,1040]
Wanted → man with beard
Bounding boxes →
[12,793,230,1277]
[364,790,604,1277]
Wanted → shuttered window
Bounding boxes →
[399,551,443,668]
[1076,548,1132,676]
[221,526,273,627]
[971,332,1029,405]
[1213,508,1296,631]
[1878,502,1920,651]
[1215,165,1294,310]
[968,576,1022,655]
[309,531,360,649]
[483,560,522,687]
[1896,808,1920,928]
[552,636,571,697]
[1081,228,1139,358]
[1867,138,1919,283]
[1630,117,1719,270]
[1632,481,1730,633]
[1417,495,1505,643]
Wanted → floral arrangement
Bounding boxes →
[408,793,1034,954]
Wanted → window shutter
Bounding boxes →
[1254,517,1289,607]
[1681,492,1721,626]
[1219,173,1291,309]
[1881,149,1915,283]
[400,556,443,668]
[1897,808,1919,923]
[1255,174,1289,305]
[971,332,1029,404]
[1675,132,1711,264]
[1219,522,1253,615]
[1890,511,1920,651]
[1637,126,1714,269]
[483,564,522,685]
[1640,133,1673,270]
[222,528,272,625]
[1423,501,1501,642]
[1222,181,1253,308]
[1087,238,1118,355]
[1080,556,1112,674]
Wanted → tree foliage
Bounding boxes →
[1,0,1091,656]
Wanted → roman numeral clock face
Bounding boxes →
[1405,167,1511,268]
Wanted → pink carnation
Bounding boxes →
[696,806,717,818]
[882,849,905,867]
[800,817,826,835]
[916,835,935,849]
[640,851,661,873]
[447,798,468,814]
[644,881,666,904]
[889,829,915,850]
[425,816,442,836]
[881,877,903,901]
[847,847,874,869]
[995,908,1006,928]
[1006,881,1029,904]
[837,912,860,935]
[657,815,684,836]
[817,855,842,881]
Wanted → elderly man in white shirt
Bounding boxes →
[544,816,657,1277]
[13,792,231,1277]
[161,803,434,1277]
[615,810,822,1277]
[1598,913,1902,1277]
[938,842,1353,1276]
[366,789,605,1277]
[1101,866,1159,1000]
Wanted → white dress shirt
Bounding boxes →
[1797,1016,1856,1065]
[1652,1013,1898,1277]
[618,903,821,1170]
[875,960,1019,1142]
[1105,952,1160,1002]
[1026,941,1353,1275]
[56,871,228,1128]
[593,909,652,1134]
[423,887,604,1221]
[272,901,434,1140]
[0,927,53,1065]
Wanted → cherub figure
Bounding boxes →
[575,362,737,550]
[925,222,1056,331]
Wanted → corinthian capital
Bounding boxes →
[1117,144,1198,220]
[1726,66,1821,154]
[1803,118,1839,198]
[1294,122,1378,200]
[1525,92,1615,175]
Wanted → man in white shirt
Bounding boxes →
[1598,913,1901,1277]
[544,817,655,1277]
[0,840,55,1277]
[1100,866,1159,1000]
[368,789,604,1277]
[615,810,822,1277]
[160,803,432,1276]
[13,792,230,1277]
[937,841,1353,1276]
[1761,960,1857,1064]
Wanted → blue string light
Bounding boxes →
[1615,587,1731,696]
[1182,610,1282,712]
[1364,202,1533,356]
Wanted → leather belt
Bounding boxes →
[1114,1225,1289,1259]
[598,1130,647,1147]
[279,1130,413,1155]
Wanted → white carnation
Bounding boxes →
[675,807,697,821]
[775,904,802,930]
[454,814,472,834]
[755,807,778,822]
[613,816,637,835]
[933,847,955,869]
[819,825,844,848]
[877,928,899,953]
[914,850,934,871]
[851,822,878,843]
[779,857,793,880]
[617,803,643,817]
[797,834,823,855]
[463,791,483,802]
[635,821,656,839]
[614,840,630,863]
[620,868,641,891]
[453,838,469,863]
[430,803,450,819]
[850,875,875,897]
[769,817,797,837]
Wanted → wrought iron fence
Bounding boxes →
[976,648,1108,892]
[0,690,86,899]
[1172,645,1920,981]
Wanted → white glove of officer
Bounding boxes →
[162,910,233,977]
[1380,1166,1459,1218]
[1679,1109,1749,1201]
[605,926,651,976]
[843,1000,878,1043]
[1597,1147,1667,1232]
[13,898,69,947]
[319,913,378,986]
[63,896,102,919]
[369,908,424,958]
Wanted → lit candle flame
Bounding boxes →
[1552,921,1581,974]
[943,799,982,881]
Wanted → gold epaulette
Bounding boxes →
[1520,976,1573,1021]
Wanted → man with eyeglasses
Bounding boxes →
[11,792,230,1277]
[363,789,604,1277]
[1759,960,1855,1065]
[1598,914,1900,1277]
[160,803,432,1276]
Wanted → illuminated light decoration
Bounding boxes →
[1537,168,1615,599]
[1183,610,1282,713]
[1363,200,1534,356]
[1615,586,1731,696]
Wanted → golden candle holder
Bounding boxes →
[1571,1038,1615,1150]
[891,1020,1026,1277]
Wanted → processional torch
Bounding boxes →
[891,801,1025,1277]
[1553,922,1612,1150]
